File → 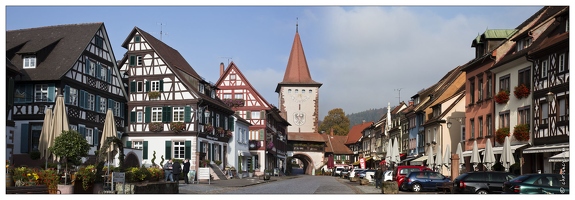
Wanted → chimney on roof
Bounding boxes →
[330,128,334,136]
[362,120,366,123]
[409,100,414,106]
[220,62,225,77]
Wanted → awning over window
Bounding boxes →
[483,144,527,155]
[462,149,485,157]
[522,143,569,154]
[410,156,427,166]
[549,151,570,163]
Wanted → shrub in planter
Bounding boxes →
[146,166,162,181]
[38,168,59,193]
[170,122,186,133]
[495,127,510,144]
[513,124,530,141]
[75,165,96,191]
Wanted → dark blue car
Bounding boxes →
[404,171,451,192]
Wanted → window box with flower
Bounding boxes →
[222,99,245,108]
[494,90,510,104]
[204,124,214,132]
[495,127,510,144]
[147,91,161,99]
[169,122,186,133]
[513,123,530,142]
[149,122,164,132]
[225,130,233,138]
[217,127,225,134]
[513,84,530,99]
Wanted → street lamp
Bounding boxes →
[446,117,463,129]
[546,91,555,102]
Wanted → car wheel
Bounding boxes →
[412,183,422,192]
[476,189,488,194]
[400,183,407,191]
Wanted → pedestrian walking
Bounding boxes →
[163,159,173,182]
[375,167,383,189]
[172,159,182,184]
[182,159,191,184]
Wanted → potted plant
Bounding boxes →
[495,127,510,145]
[49,130,90,193]
[216,127,224,134]
[38,168,60,194]
[75,165,96,193]
[513,84,530,99]
[149,122,164,132]
[201,159,210,167]
[147,91,161,99]
[513,124,530,141]
[248,168,254,178]
[494,90,510,104]
[169,122,186,133]
[214,160,222,166]
[205,123,214,132]
[264,169,272,180]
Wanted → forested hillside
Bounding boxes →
[346,108,386,128]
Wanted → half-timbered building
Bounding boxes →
[215,61,289,174]
[6,23,128,166]
[522,6,569,174]
[118,27,235,172]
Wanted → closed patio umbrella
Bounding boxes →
[427,145,435,169]
[392,137,400,166]
[50,95,69,163]
[456,143,464,173]
[482,138,496,171]
[500,136,515,172]
[100,108,118,163]
[470,140,480,171]
[385,138,392,168]
[435,144,443,172]
[443,144,451,171]
[38,108,53,169]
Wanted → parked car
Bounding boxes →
[359,169,376,180]
[452,171,517,194]
[340,168,350,178]
[393,165,431,191]
[349,168,365,179]
[383,170,393,182]
[404,171,451,192]
[502,173,569,194]
[334,167,345,176]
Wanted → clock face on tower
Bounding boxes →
[290,93,309,103]
[294,112,305,126]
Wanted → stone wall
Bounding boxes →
[114,182,178,194]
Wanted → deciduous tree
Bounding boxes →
[319,108,350,136]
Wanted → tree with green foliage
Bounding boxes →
[151,151,157,166]
[49,130,90,184]
[318,108,350,136]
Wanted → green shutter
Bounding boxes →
[94,127,99,146]
[146,81,150,92]
[96,64,102,79]
[159,79,164,92]
[126,141,132,148]
[199,141,203,153]
[47,84,55,102]
[208,144,212,161]
[259,129,264,141]
[108,99,114,110]
[260,111,265,120]
[165,141,172,159]
[130,111,136,123]
[79,90,85,108]
[130,81,136,93]
[129,55,135,66]
[64,85,70,104]
[107,67,112,83]
[120,103,124,119]
[143,141,148,159]
[25,84,33,103]
[246,111,251,119]
[79,124,86,138]
[145,107,151,123]
[95,95,100,112]
[163,106,172,123]
[228,116,234,130]
[185,140,191,159]
[86,59,91,74]
[20,124,29,153]
[184,106,191,123]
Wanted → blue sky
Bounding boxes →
[3,4,546,120]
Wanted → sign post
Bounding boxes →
[112,172,126,194]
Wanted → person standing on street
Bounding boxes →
[163,159,173,182]
[375,167,383,189]
[172,159,182,184]
[182,159,191,184]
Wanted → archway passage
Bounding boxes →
[124,152,140,168]
[291,153,314,175]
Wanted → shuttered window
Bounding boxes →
[20,124,29,153]
[143,141,148,159]
[165,141,172,159]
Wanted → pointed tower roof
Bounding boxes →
[276,30,322,92]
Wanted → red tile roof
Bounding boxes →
[276,31,322,92]
[323,134,353,154]
[345,121,373,144]
[288,132,325,142]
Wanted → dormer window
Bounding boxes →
[23,55,36,68]
[516,37,532,51]
[199,84,205,94]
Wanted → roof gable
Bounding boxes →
[216,61,272,109]
[345,121,373,144]
[6,22,103,81]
